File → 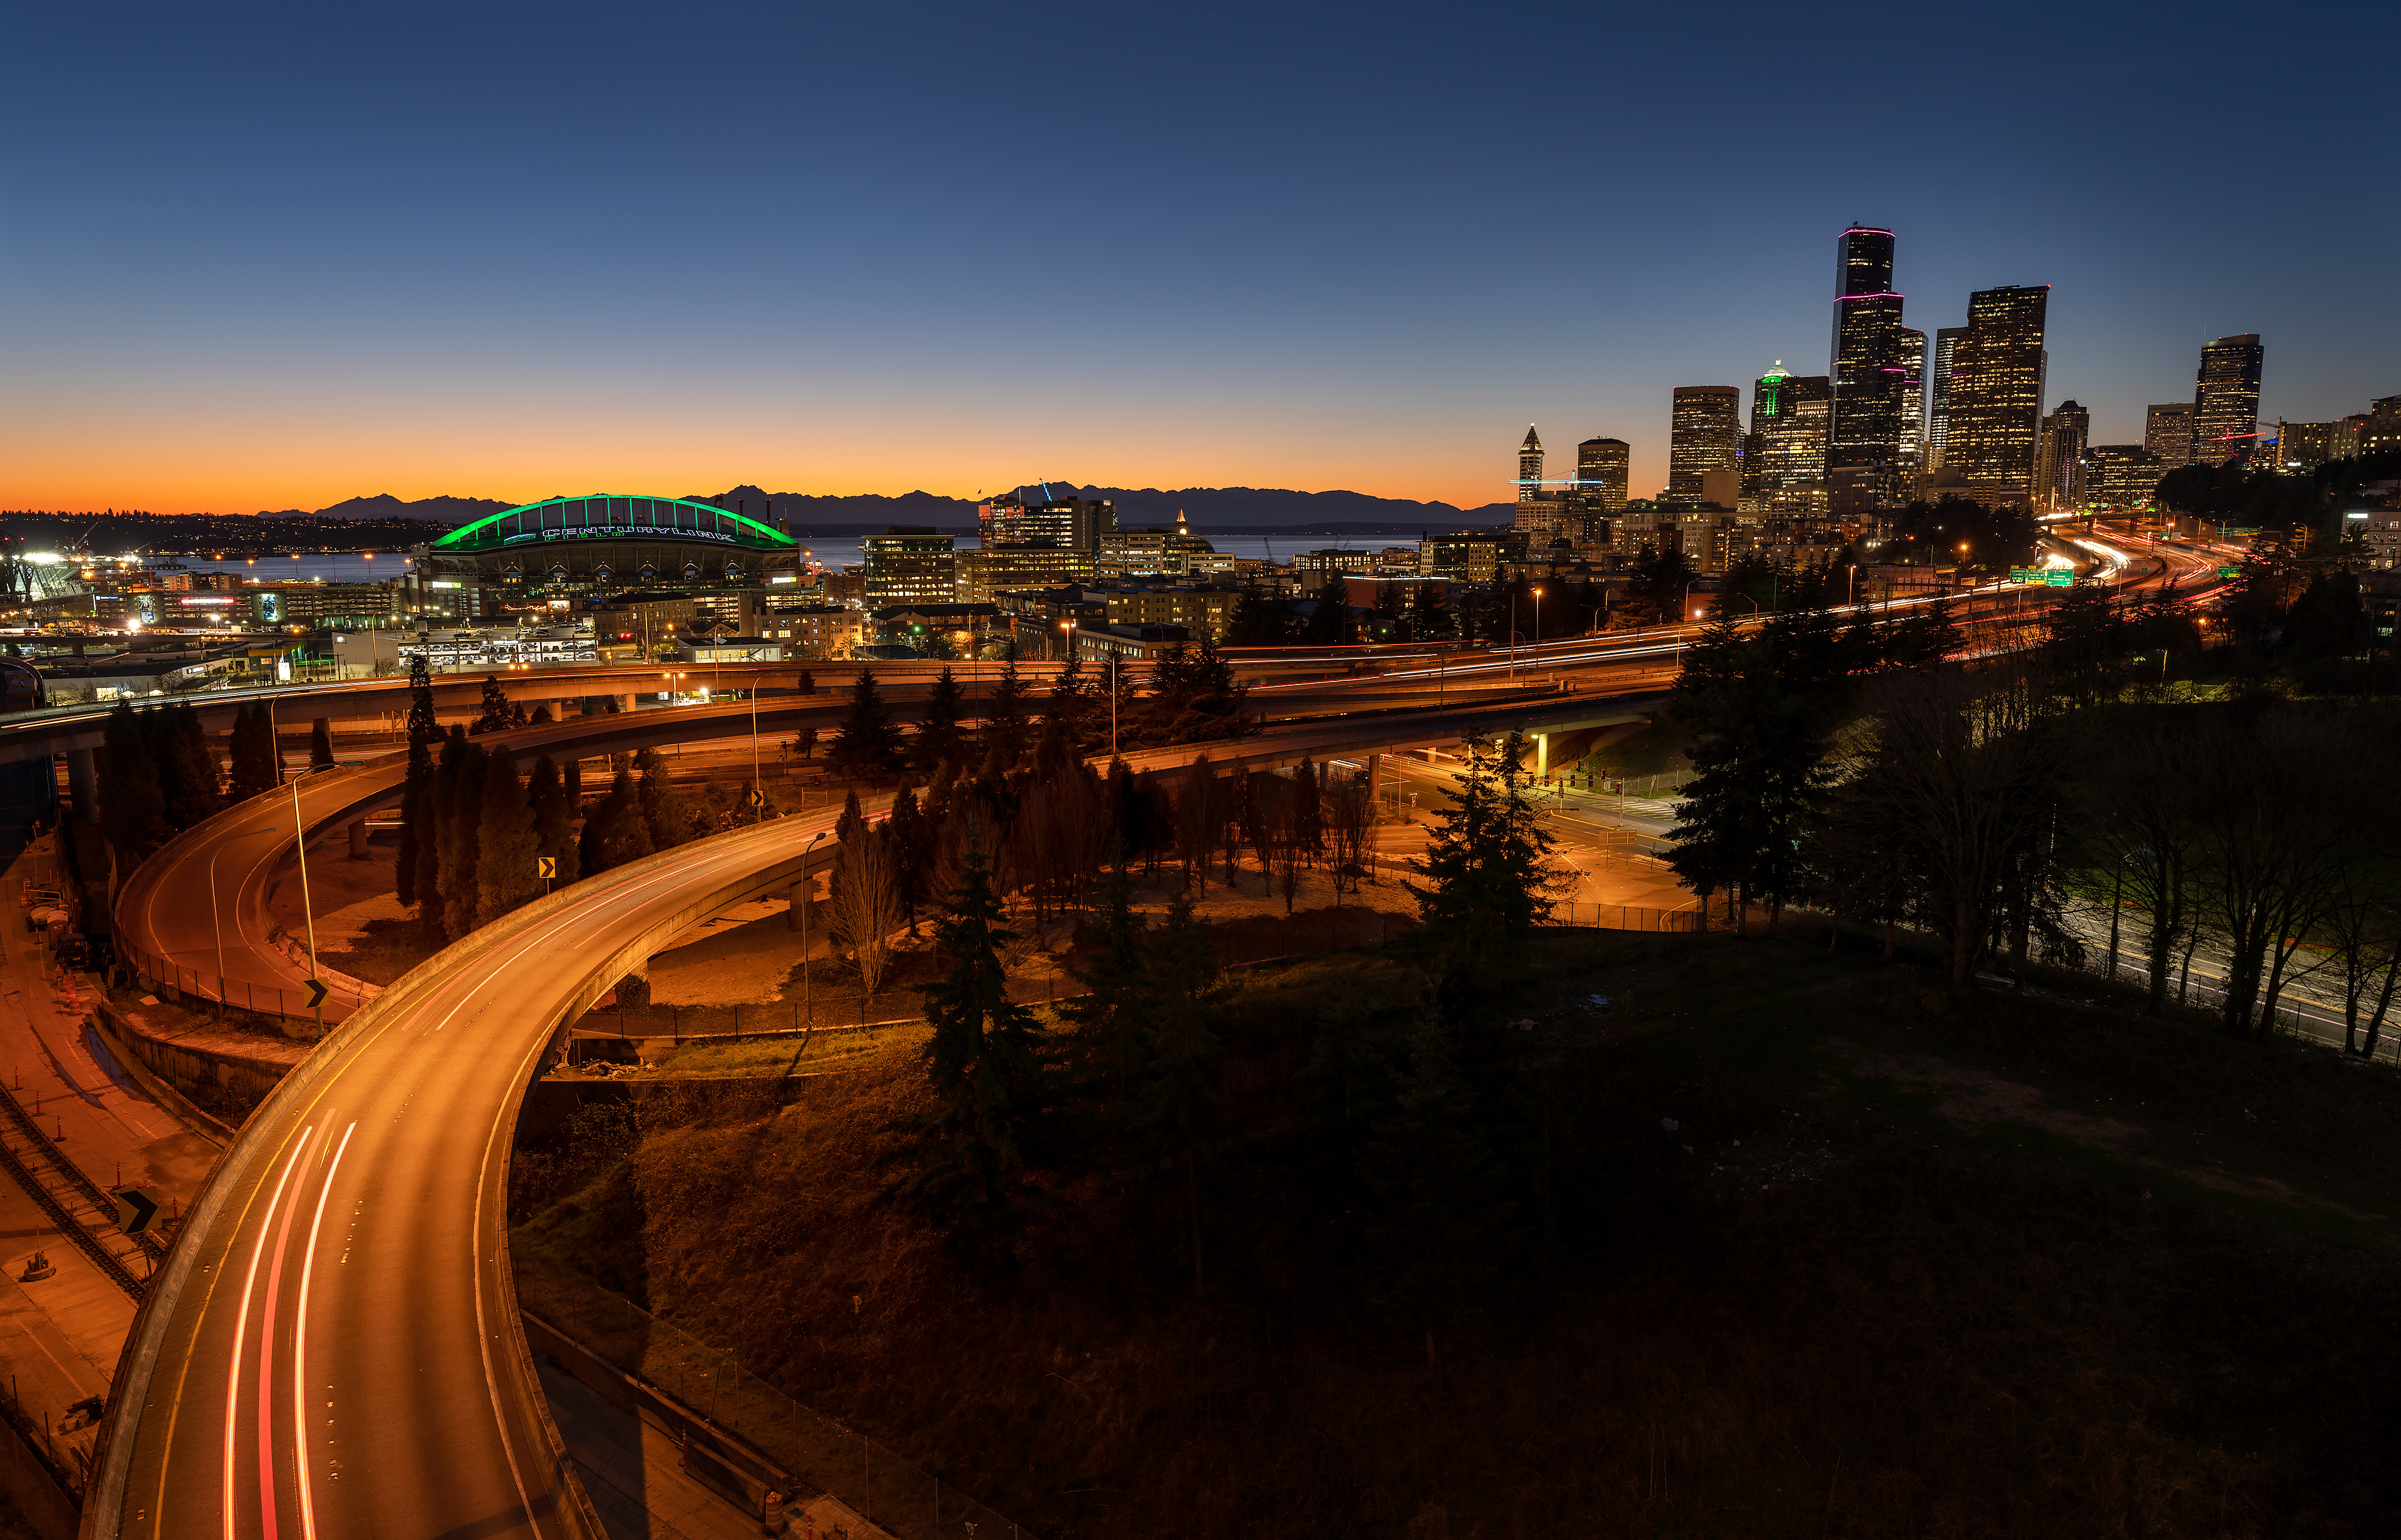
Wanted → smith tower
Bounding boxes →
[1519,426,1544,500]
[1827,226,1923,500]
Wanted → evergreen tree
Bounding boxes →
[1405,730,1564,999]
[634,747,685,850]
[415,727,463,941]
[888,783,935,933]
[1302,592,1351,645]
[828,668,905,781]
[308,717,335,771]
[578,771,652,875]
[795,668,817,695]
[1062,862,1152,1114]
[228,703,281,800]
[476,750,540,927]
[1130,888,1228,1292]
[915,665,966,770]
[469,674,512,735]
[405,651,441,746]
[984,659,1032,767]
[892,843,1054,1242]
[528,754,579,887]
[435,729,484,943]
[98,703,169,858]
[158,704,220,830]
[396,735,431,907]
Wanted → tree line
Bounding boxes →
[1664,576,2401,1048]
[882,729,1573,1334]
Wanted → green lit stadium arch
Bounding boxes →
[432,494,799,555]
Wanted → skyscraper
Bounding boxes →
[2192,333,2264,466]
[1924,326,1968,470]
[2145,403,2195,465]
[1745,364,1832,513]
[1575,437,1629,511]
[1668,386,1743,503]
[1941,285,2050,504]
[2035,400,2090,507]
[1827,225,1919,501]
[1519,426,1543,500]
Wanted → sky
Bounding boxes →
[4,2,2395,518]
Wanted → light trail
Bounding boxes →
[222,1127,315,1540]
[292,1122,355,1540]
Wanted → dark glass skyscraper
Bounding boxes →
[1942,285,2050,503]
[2193,334,2264,466]
[1827,226,1921,501]
[1924,325,1968,470]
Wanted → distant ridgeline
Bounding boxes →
[0,508,456,556]
[0,480,1516,556]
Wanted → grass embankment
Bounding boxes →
[512,931,2401,1537]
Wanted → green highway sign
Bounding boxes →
[2217,565,2242,578]
[2008,566,2040,583]
[2045,569,2073,586]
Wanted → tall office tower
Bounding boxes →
[1924,326,1968,470]
[1575,437,1630,511]
[1827,225,1916,500]
[2145,402,2195,464]
[1519,426,1543,500]
[1746,365,1833,508]
[1668,386,1743,502]
[1895,325,1926,489]
[1941,285,2051,503]
[2035,400,2091,507]
[2192,333,2264,465]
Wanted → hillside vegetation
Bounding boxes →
[514,927,2401,1537]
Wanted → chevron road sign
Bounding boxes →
[112,1185,163,1236]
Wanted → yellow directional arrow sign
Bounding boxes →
[112,1185,164,1236]
[303,977,330,1010]
[536,856,557,879]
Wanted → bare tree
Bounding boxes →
[1324,771,1373,903]
[2187,711,2374,1037]
[829,828,904,1005]
[1841,667,2063,988]
[2068,708,2212,1014]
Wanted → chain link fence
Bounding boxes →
[114,938,368,1032]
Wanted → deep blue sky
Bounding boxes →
[5,2,2393,513]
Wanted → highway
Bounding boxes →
[85,533,2236,1537]
[90,690,1683,1540]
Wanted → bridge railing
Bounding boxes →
[113,938,367,1033]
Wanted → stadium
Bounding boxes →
[408,493,803,621]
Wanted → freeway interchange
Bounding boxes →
[74,535,2233,1539]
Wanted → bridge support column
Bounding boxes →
[1366,753,1382,810]
[1535,733,1550,779]
[64,748,97,824]
[614,693,636,714]
[348,820,368,860]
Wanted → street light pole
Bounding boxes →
[800,831,826,1027]
[290,772,322,1034]
[208,851,226,1020]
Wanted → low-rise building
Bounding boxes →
[871,602,1002,656]
[863,528,960,608]
[765,604,862,660]
[1417,531,1513,584]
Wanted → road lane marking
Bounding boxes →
[223,1126,313,1540]
[292,1122,353,1540]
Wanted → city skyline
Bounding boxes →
[3,4,2390,516]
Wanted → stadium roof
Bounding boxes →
[431,495,798,553]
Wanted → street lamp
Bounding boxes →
[1531,585,1544,653]
[799,830,827,1030]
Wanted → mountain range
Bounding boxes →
[285,483,1514,531]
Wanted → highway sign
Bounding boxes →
[2008,566,2040,583]
[112,1185,163,1236]
[303,977,330,1010]
[2044,569,2072,586]
[2217,565,2242,578]
[536,856,557,879]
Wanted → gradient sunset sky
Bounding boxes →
[5,3,2392,518]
